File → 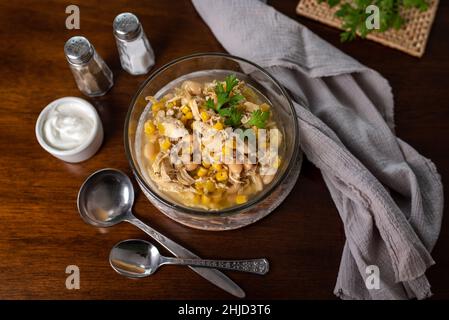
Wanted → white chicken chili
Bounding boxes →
[139,74,283,210]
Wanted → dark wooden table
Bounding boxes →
[0,0,447,299]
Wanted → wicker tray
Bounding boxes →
[296,0,439,57]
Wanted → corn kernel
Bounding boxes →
[185,111,193,120]
[181,105,190,114]
[200,111,209,122]
[201,194,211,205]
[192,194,201,204]
[152,102,163,113]
[235,195,248,205]
[166,101,175,108]
[144,121,155,135]
[212,163,223,171]
[197,167,208,177]
[260,103,270,112]
[213,122,224,130]
[215,171,228,182]
[160,138,171,151]
[204,180,216,193]
[194,183,204,194]
[202,161,211,169]
[157,123,165,135]
[194,181,204,190]
[180,115,188,124]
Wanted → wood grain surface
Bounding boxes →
[0,0,447,299]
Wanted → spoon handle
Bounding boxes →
[126,216,245,298]
[162,257,269,275]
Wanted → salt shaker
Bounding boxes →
[64,36,114,97]
[113,12,155,75]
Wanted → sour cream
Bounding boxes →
[43,103,94,150]
[36,97,103,163]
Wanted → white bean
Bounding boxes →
[144,143,157,160]
[262,174,275,185]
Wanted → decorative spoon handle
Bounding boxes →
[126,215,246,298]
[162,257,269,275]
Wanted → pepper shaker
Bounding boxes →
[64,36,114,97]
[113,12,155,75]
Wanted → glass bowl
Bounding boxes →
[124,53,302,230]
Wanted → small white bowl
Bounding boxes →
[35,97,103,163]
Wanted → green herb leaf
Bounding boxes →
[215,83,229,110]
[225,74,239,94]
[326,0,341,7]
[247,110,270,129]
[219,106,243,128]
[403,0,428,11]
[228,93,244,107]
[205,98,215,110]
[205,74,245,127]
[328,0,429,42]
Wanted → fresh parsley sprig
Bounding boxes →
[205,74,244,127]
[219,105,243,127]
[247,110,270,129]
[205,74,271,128]
[318,0,429,42]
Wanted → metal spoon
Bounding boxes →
[110,239,269,277]
[77,168,245,298]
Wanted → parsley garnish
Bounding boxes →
[219,106,243,127]
[319,0,429,42]
[205,74,244,127]
[247,110,270,129]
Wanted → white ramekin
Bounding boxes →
[35,97,103,163]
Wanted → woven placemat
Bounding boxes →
[296,0,439,57]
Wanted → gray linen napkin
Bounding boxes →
[192,0,444,299]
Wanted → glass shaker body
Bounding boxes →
[65,36,114,97]
[113,13,155,75]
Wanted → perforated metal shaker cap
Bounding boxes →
[64,36,94,64]
[113,12,142,41]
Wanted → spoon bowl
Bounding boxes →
[77,168,134,227]
[110,239,161,277]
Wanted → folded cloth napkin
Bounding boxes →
[192,0,444,299]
